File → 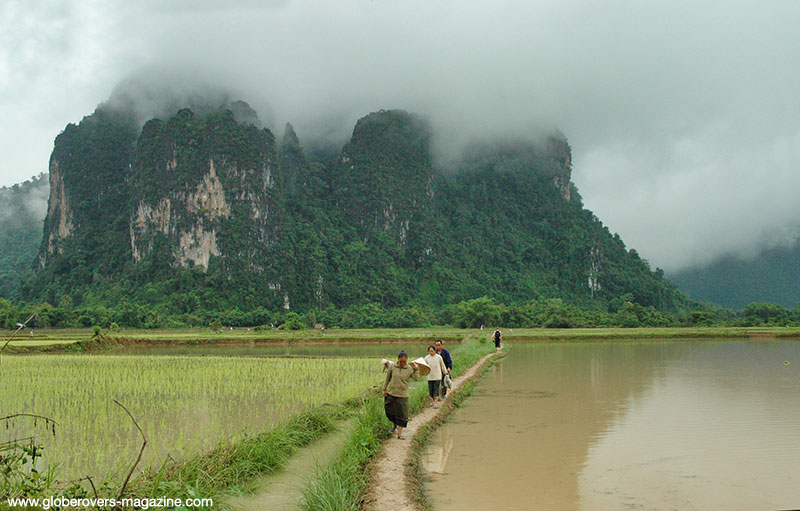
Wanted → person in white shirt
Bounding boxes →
[424,345,448,409]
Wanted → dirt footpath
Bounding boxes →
[362,350,499,511]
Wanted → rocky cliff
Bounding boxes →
[26,99,684,314]
[129,109,278,271]
[39,107,136,276]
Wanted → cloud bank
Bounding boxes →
[1,0,799,271]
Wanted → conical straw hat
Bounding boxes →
[411,357,431,376]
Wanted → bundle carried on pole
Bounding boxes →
[380,357,431,376]
[411,357,431,377]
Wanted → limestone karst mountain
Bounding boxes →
[9,97,685,316]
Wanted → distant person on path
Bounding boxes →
[435,340,452,398]
[424,346,448,409]
[383,351,419,439]
[493,328,502,349]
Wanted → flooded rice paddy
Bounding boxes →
[423,341,800,510]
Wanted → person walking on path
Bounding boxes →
[424,346,448,409]
[383,351,419,439]
[493,328,502,349]
[435,340,452,399]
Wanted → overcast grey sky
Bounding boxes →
[1,0,799,272]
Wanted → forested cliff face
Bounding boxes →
[39,108,136,274]
[0,175,48,300]
[21,100,686,315]
[129,109,278,270]
[670,242,800,310]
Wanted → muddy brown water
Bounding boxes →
[423,340,800,510]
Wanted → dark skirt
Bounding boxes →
[384,394,409,427]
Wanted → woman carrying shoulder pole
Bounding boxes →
[424,345,448,409]
[383,351,419,440]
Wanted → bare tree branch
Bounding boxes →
[78,475,100,508]
[0,436,35,448]
[0,413,57,424]
[113,399,147,504]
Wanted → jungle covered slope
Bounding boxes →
[11,99,690,324]
[671,241,800,310]
[0,174,48,300]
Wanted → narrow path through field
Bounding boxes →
[363,350,499,511]
[223,420,353,511]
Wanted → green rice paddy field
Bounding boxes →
[2,354,380,481]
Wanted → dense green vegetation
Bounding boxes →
[0,175,48,300]
[671,241,800,309]
[1,100,699,326]
[4,295,800,332]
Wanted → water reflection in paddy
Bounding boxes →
[424,341,800,510]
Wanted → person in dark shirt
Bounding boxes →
[493,328,502,349]
[435,340,452,398]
